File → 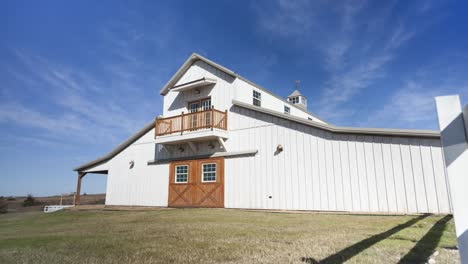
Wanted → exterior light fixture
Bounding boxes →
[276,144,283,152]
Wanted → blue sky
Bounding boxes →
[1,0,467,196]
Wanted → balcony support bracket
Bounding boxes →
[161,144,173,155]
[218,137,227,151]
[187,141,198,153]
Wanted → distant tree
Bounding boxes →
[83,192,87,196]
[7,197,15,201]
[0,200,7,214]
[0,196,4,200]
[93,198,106,205]
[22,194,38,207]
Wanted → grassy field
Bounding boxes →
[0,208,459,264]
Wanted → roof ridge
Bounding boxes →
[159,53,326,123]
[288,89,303,97]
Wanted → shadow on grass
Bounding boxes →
[398,215,453,264]
[301,214,430,264]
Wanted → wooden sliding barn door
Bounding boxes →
[168,160,194,207]
[168,157,224,208]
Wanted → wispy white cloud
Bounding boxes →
[255,0,367,71]
[318,53,393,119]
[255,0,317,38]
[239,53,279,85]
[323,0,368,71]
[357,50,468,129]
[367,82,439,127]
[0,103,83,135]
[362,78,468,129]
[319,15,423,122]
[417,0,434,14]
[0,20,170,149]
[252,0,438,126]
[11,51,144,136]
[253,1,439,125]
[385,23,415,50]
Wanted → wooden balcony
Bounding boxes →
[155,108,228,137]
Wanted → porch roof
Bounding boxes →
[171,77,217,92]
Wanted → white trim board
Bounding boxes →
[147,150,258,164]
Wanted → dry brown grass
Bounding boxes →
[0,208,460,263]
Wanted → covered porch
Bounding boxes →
[74,170,107,206]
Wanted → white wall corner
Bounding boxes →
[435,95,468,264]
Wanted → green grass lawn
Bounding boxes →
[0,208,459,263]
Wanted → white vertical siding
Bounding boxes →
[310,128,321,210]
[105,128,169,206]
[103,99,451,214]
[317,130,328,210]
[340,136,353,211]
[390,137,407,212]
[355,136,370,211]
[348,136,361,211]
[163,60,235,117]
[224,106,452,214]
[234,77,326,123]
[430,141,452,213]
[400,138,418,213]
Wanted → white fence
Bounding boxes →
[43,205,74,213]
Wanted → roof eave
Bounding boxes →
[232,100,440,138]
[73,119,156,172]
[159,53,236,96]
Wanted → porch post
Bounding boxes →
[435,95,468,264]
[180,111,184,135]
[225,109,228,130]
[211,105,214,130]
[74,172,86,206]
[154,117,158,138]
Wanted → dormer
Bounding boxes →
[287,89,307,110]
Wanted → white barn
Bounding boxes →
[74,53,452,214]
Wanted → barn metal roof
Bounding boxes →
[73,119,155,172]
[288,89,303,97]
[232,100,441,138]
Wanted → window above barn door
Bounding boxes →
[201,163,217,182]
[175,165,189,183]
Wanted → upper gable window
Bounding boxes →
[253,90,261,107]
[284,105,290,114]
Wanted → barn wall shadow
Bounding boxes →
[301,214,430,264]
[398,215,453,263]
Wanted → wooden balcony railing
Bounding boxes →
[155,108,228,137]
